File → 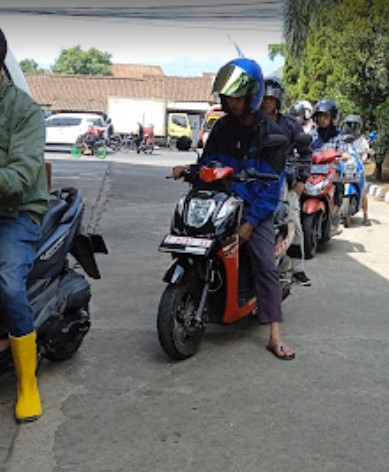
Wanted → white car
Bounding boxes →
[45,113,107,145]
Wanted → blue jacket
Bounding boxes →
[310,125,341,150]
[199,110,287,227]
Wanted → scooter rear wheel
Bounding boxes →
[157,279,203,360]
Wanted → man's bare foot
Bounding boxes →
[267,340,295,360]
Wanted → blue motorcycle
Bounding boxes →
[338,141,365,227]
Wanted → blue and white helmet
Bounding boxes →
[212,58,265,114]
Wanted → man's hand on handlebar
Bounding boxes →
[172,165,189,180]
[291,181,305,196]
[239,221,254,245]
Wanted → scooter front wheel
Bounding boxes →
[341,198,351,227]
[157,279,204,361]
[302,213,319,259]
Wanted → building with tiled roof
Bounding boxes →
[26,65,217,144]
[26,70,216,115]
[111,63,164,78]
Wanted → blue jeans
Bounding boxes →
[0,214,41,337]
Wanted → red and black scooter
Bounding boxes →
[157,163,296,360]
[300,147,341,258]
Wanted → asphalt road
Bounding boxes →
[1,149,389,472]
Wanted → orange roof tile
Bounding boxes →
[111,63,164,78]
[26,72,215,113]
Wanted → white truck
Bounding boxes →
[107,96,193,150]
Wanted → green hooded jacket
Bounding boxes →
[0,74,49,222]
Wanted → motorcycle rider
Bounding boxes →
[289,100,315,133]
[261,76,312,287]
[0,29,49,422]
[77,123,100,155]
[172,58,295,360]
[310,99,344,233]
[135,122,144,152]
[343,114,372,226]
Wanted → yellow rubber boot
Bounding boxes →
[9,332,42,423]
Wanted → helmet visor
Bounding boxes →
[212,64,258,97]
[264,86,283,102]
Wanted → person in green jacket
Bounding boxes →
[0,28,49,423]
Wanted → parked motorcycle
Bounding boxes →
[338,140,365,227]
[300,146,341,258]
[136,137,154,155]
[157,163,296,361]
[72,133,107,159]
[0,187,108,375]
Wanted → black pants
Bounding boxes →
[246,216,283,325]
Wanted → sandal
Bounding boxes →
[266,343,295,360]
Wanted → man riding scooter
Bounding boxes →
[0,29,49,423]
[342,114,372,226]
[172,58,295,360]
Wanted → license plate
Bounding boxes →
[159,234,214,255]
[310,164,330,174]
[335,172,361,183]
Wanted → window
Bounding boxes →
[62,118,82,127]
[45,117,82,127]
[172,115,187,128]
[91,118,104,127]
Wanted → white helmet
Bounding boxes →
[297,100,313,120]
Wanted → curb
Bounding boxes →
[365,182,389,203]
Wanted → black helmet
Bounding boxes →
[212,57,265,114]
[312,99,340,125]
[343,114,363,137]
[263,76,285,109]
[289,102,306,123]
[296,100,313,120]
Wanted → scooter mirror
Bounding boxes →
[262,133,288,149]
[294,132,312,147]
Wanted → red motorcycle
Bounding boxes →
[300,147,341,258]
[157,163,296,360]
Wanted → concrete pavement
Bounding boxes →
[1,151,389,472]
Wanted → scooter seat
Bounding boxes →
[40,197,69,243]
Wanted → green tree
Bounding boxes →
[372,97,389,180]
[268,44,285,61]
[52,46,112,76]
[283,0,338,60]
[281,0,389,178]
[19,58,43,75]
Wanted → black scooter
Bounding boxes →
[0,187,108,374]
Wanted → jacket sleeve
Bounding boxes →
[0,98,46,203]
[244,118,286,226]
[286,115,312,183]
[244,177,282,227]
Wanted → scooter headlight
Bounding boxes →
[305,176,331,196]
[186,198,215,228]
[175,196,186,216]
[344,159,358,174]
[213,198,239,227]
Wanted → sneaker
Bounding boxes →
[362,218,372,226]
[293,271,311,286]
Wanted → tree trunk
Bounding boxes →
[375,161,383,181]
